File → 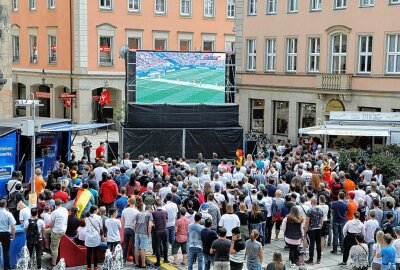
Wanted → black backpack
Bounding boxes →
[7,191,19,210]
[26,219,40,245]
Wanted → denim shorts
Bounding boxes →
[134,234,149,250]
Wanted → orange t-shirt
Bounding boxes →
[347,200,358,221]
[35,176,46,196]
[343,179,356,198]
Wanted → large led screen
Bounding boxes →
[136,51,226,104]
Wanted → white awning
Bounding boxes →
[299,125,390,137]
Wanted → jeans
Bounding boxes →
[154,230,168,264]
[87,246,99,268]
[167,226,175,246]
[27,243,42,269]
[188,247,203,270]
[123,228,135,262]
[0,232,11,270]
[332,221,346,253]
[367,242,374,266]
[308,229,322,261]
[381,264,396,270]
[214,261,230,270]
[203,253,214,270]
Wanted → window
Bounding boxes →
[287,0,298,12]
[12,36,20,62]
[358,36,373,73]
[181,0,191,16]
[155,39,167,50]
[360,0,374,7]
[331,33,347,74]
[204,0,215,17]
[247,39,256,71]
[100,0,112,9]
[390,0,400,4]
[48,35,57,63]
[29,35,38,63]
[203,41,214,51]
[308,37,320,72]
[359,107,381,112]
[299,103,316,128]
[128,0,140,12]
[155,0,166,14]
[179,40,191,51]
[251,99,265,132]
[99,36,113,66]
[286,38,297,72]
[29,0,36,10]
[310,0,321,11]
[227,0,235,18]
[274,101,289,135]
[48,0,56,9]
[128,37,141,50]
[225,35,235,52]
[266,0,277,14]
[387,34,400,74]
[334,0,346,9]
[265,38,276,72]
[248,0,257,15]
[12,0,18,11]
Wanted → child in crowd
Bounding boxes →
[41,205,52,228]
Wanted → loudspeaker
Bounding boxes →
[107,141,118,163]
[103,106,113,119]
[245,140,257,156]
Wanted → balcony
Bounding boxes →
[316,74,352,90]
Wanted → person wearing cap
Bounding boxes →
[213,184,225,205]
[70,178,82,201]
[229,227,246,270]
[347,191,359,221]
[339,211,365,266]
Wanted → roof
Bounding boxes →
[40,123,113,132]
[299,124,396,137]
[0,127,17,138]
[0,117,70,129]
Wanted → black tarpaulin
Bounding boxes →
[126,103,239,128]
[123,128,183,158]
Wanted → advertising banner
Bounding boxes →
[0,132,17,179]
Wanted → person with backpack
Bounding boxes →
[0,199,16,270]
[7,183,23,224]
[24,207,45,270]
[271,189,284,241]
[281,206,304,266]
[142,182,156,210]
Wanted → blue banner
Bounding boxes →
[0,132,17,179]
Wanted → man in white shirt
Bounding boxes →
[7,172,22,194]
[364,210,380,265]
[136,155,147,174]
[24,207,45,270]
[244,189,258,211]
[121,197,139,262]
[360,164,373,186]
[44,199,68,266]
[93,160,108,183]
[120,153,133,169]
[218,203,240,238]
[164,194,178,246]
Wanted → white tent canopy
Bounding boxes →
[299,124,390,137]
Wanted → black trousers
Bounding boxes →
[230,260,244,270]
[0,232,11,270]
[288,243,299,264]
[343,233,357,263]
[265,217,273,244]
[87,246,99,267]
[27,243,42,269]
[307,229,321,261]
[154,230,168,264]
[123,228,135,262]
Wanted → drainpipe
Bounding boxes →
[69,0,74,121]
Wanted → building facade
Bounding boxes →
[235,0,400,143]
[11,0,235,123]
[0,0,12,119]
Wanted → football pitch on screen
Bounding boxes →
[136,68,225,104]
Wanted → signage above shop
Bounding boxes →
[59,93,76,99]
[325,99,345,112]
[34,91,51,99]
[330,111,400,123]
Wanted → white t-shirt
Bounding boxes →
[164,202,178,227]
[94,167,108,183]
[120,159,133,169]
[393,238,400,263]
[122,207,139,229]
[317,204,329,222]
[361,170,373,185]
[77,226,86,241]
[19,207,31,224]
[85,214,102,247]
[372,243,382,264]
[41,212,52,227]
[51,206,68,234]
[105,218,122,242]
[24,218,45,239]
[7,180,22,193]
[218,213,240,237]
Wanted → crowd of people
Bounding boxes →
[2,137,400,270]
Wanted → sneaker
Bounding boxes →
[330,250,337,254]
[163,260,170,264]
[291,264,296,268]
[154,263,161,267]
[316,260,321,264]
[304,259,314,265]
[338,262,347,266]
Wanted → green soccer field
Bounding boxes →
[136,68,225,103]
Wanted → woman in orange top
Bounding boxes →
[342,173,356,198]
[346,191,358,221]
[34,168,46,196]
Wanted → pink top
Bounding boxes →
[175,217,190,243]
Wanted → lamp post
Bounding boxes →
[15,94,43,204]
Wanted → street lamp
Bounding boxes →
[15,93,43,206]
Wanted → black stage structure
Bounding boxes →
[120,50,242,159]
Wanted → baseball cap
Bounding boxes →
[63,169,68,174]
[214,183,221,191]
[349,191,356,199]
[154,158,160,164]
[200,203,210,211]
[75,179,82,185]
[147,182,154,189]
[166,157,172,162]
[258,184,265,190]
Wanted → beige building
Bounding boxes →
[0,0,13,119]
[235,0,400,143]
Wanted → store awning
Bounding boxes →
[40,123,113,132]
[299,124,391,137]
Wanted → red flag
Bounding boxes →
[99,90,111,106]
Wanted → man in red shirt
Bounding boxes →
[52,183,69,203]
[96,142,106,159]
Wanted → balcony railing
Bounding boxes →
[316,74,352,90]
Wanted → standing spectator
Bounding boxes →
[7,183,23,224]
[85,205,104,270]
[152,199,169,266]
[304,198,324,264]
[172,207,190,266]
[105,208,122,252]
[121,197,139,263]
[24,207,45,270]
[201,193,221,231]
[115,187,128,217]
[365,210,380,265]
[81,136,92,162]
[201,218,218,270]
[165,193,178,246]
[0,199,16,270]
[331,191,348,254]
[120,152,133,169]
[44,199,68,267]
[7,171,22,194]
[34,168,46,196]
[115,168,130,191]
[235,203,249,240]
[133,198,153,268]
[392,226,400,269]
[266,251,285,270]
[188,213,204,270]
[95,142,105,159]
[53,183,69,204]
[339,211,366,266]
[65,207,80,238]
[245,229,263,270]
[349,234,369,270]
[229,227,246,270]
[347,192,359,221]
[377,234,396,270]
[281,206,304,266]
[372,231,384,270]
[210,227,231,270]
[219,203,240,239]
[99,174,118,211]
[125,174,141,197]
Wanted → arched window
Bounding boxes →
[330,33,347,74]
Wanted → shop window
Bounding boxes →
[250,99,264,132]
[299,103,316,128]
[274,101,289,135]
